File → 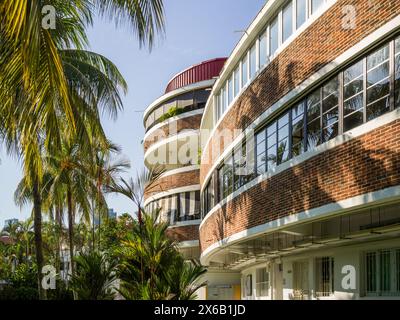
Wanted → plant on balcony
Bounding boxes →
[158,106,185,122]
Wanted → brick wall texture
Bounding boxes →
[200,0,400,185]
[144,169,200,201]
[199,0,400,253]
[166,224,200,243]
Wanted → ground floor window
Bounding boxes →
[364,248,400,297]
[315,257,334,298]
[256,267,270,297]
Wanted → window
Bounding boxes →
[220,86,226,115]
[212,36,400,203]
[365,248,400,296]
[291,102,305,156]
[311,0,325,14]
[242,55,249,86]
[277,112,290,164]
[306,89,322,151]
[343,60,364,132]
[270,15,279,56]
[366,44,390,121]
[234,141,255,190]
[296,0,307,29]
[228,76,233,106]
[267,122,277,171]
[203,177,214,216]
[322,76,339,142]
[250,43,257,79]
[315,257,334,297]
[259,30,268,68]
[396,37,400,108]
[234,65,240,97]
[256,268,270,297]
[283,1,293,43]
[219,157,233,200]
[256,129,266,175]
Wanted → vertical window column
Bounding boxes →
[366,44,390,121]
[395,37,400,108]
[322,76,339,142]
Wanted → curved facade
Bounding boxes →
[142,0,400,300]
[198,0,400,300]
[143,58,227,260]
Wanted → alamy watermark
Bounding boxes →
[41,5,56,30]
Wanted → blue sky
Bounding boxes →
[0,0,266,228]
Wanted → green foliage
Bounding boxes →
[158,107,185,122]
[69,251,118,300]
[0,263,38,300]
[116,211,207,300]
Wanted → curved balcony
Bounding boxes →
[144,129,200,172]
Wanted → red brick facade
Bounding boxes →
[166,224,200,243]
[144,114,202,153]
[144,169,200,201]
[200,119,400,252]
[200,0,400,185]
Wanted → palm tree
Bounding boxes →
[69,250,118,300]
[1,0,165,300]
[85,142,130,250]
[116,211,207,300]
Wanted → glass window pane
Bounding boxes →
[344,60,363,84]
[228,77,233,106]
[380,250,391,292]
[367,45,390,120]
[322,77,339,113]
[242,55,249,86]
[323,122,339,143]
[366,252,377,293]
[367,45,389,70]
[344,108,363,132]
[221,87,226,114]
[296,0,307,29]
[344,93,363,116]
[259,31,268,67]
[234,66,240,96]
[277,138,290,164]
[311,0,325,14]
[292,103,305,156]
[270,16,279,56]
[256,130,266,175]
[283,2,293,42]
[344,76,364,100]
[267,145,277,171]
[250,43,257,79]
[307,119,321,150]
[396,48,400,108]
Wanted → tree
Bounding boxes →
[0,0,165,299]
[116,211,207,300]
[69,251,118,300]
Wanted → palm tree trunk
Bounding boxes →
[32,177,46,300]
[55,206,61,276]
[67,187,75,277]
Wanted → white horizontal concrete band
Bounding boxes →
[144,185,200,207]
[169,220,201,228]
[200,185,400,265]
[144,129,199,161]
[200,107,400,228]
[144,108,204,141]
[177,240,199,249]
[200,16,400,191]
